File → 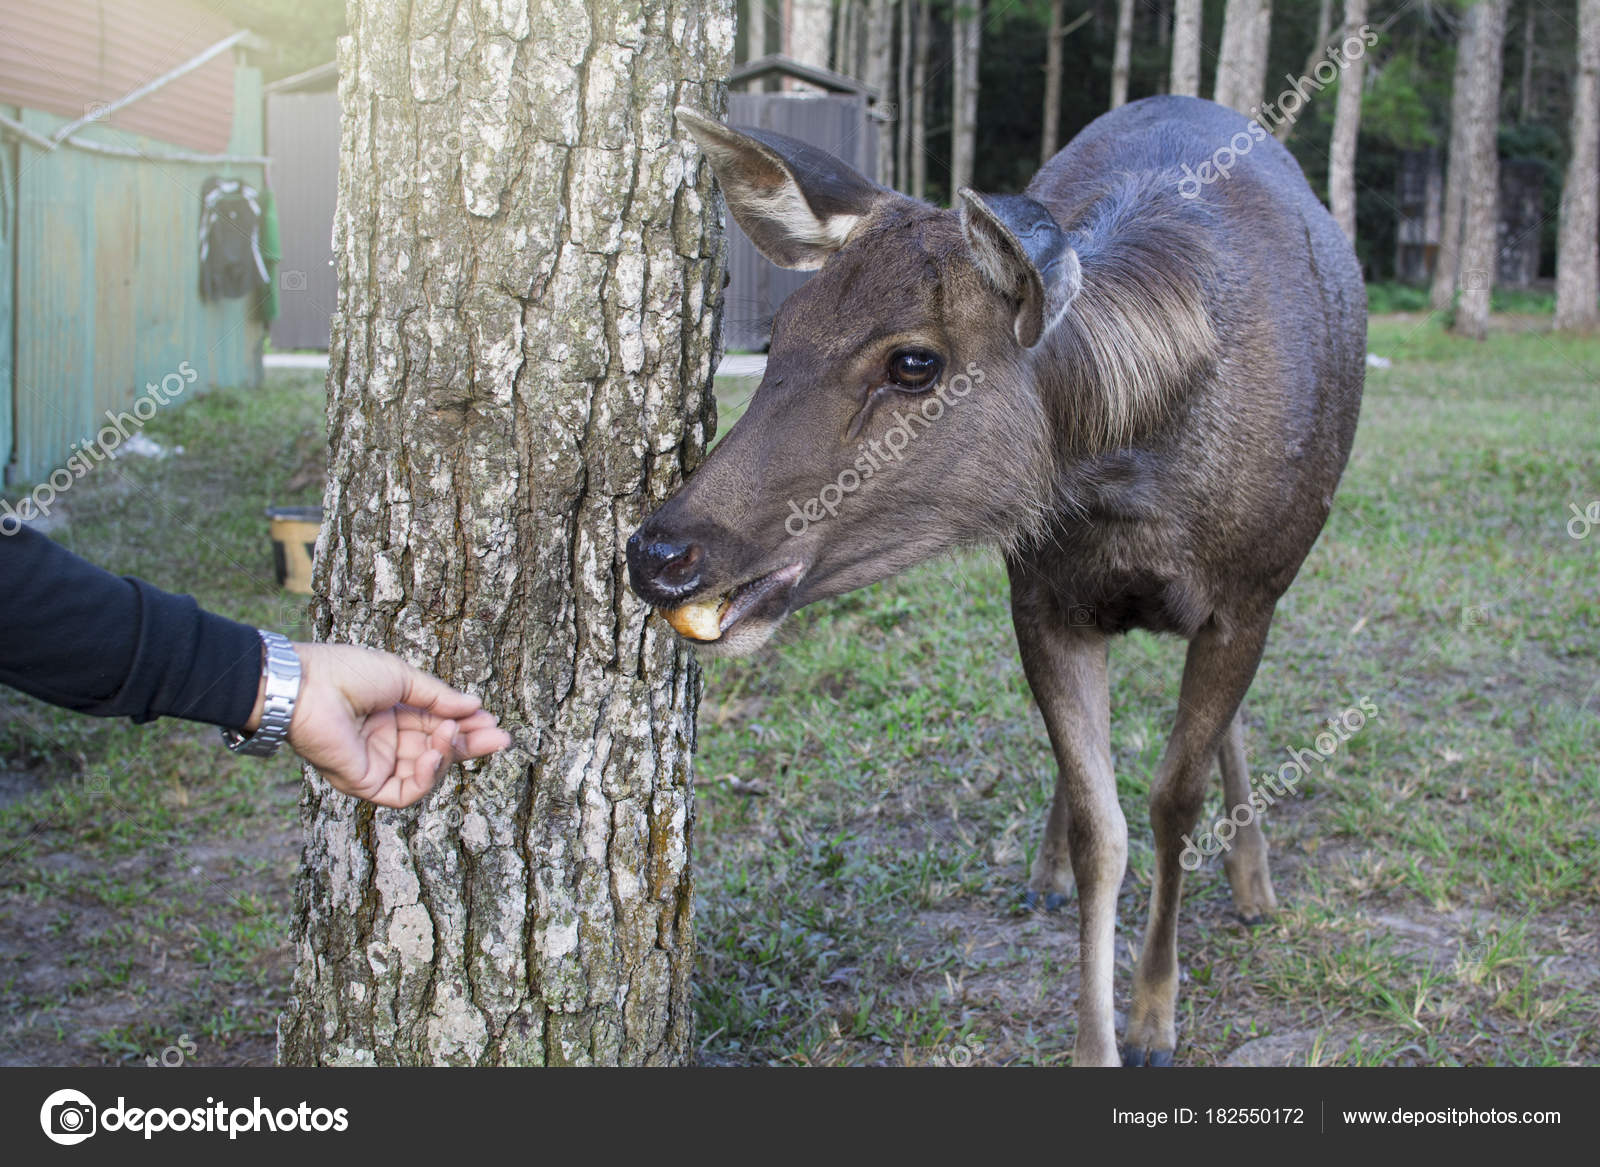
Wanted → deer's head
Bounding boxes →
[626,109,1082,655]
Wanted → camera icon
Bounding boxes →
[1460,604,1489,630]
[1067,604,1096,627]
[280,269,307,292]
[1461,269,1490,291]
[40,1089,97,1145]
[83,100,111,123]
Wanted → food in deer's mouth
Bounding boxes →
[663,598,727,641]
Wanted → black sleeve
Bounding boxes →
[0,523,263,729]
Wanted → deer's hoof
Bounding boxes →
[1020,888,1070,913]
[1235,911,1273,927]
[1121,1045,1175,1067]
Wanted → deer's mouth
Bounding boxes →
[661,562,805,646]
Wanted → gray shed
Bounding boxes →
[723,55,882,352]
[265,62,340,351]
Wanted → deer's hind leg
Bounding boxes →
[1218,709,1278,924]
[1123,606,1275,1067]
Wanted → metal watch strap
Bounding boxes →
[220,630,301,757]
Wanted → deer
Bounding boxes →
[626,95,1365,1066]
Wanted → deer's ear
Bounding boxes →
[677,106,889,270]
[959,189,1082,348]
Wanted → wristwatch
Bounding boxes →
[220,629,302,757]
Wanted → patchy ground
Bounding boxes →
[1,315,1596,1067]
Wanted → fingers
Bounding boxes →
[388,656,486,720]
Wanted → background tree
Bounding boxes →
[1455,0,1511,339]
[280,0,731,1066]
[790,0,834,78]
[1555,0,1600,331]
[899,0,914,188]
[951,0,983,194]
[1169,0,1202,97]
[1042,5,1092,161]
[1431,7,1480,311]
[1275,0,1332,142]
[867,0,895,180]
[1214,0,1273,113]
[911,0,931,198]
[749,0,769,62]
[1327,0,1368,240]
[1111,0,1135,108]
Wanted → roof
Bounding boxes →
[729,54,881,101]
[265,61,339,95]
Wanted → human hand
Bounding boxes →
[248,643,512,807]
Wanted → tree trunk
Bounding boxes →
[868,0,894,182]
[1431,7,1480,311]
[1518,0,1535,122]
[1043,0,1064,162]
[789,0,833,87]
[951,0,982,196]
[1454,0,1510,340]
[1555,0,1600,331]
[1214,0,1273,114]
[911,0,930,199]
[279,0,732,1067]
[748,0,768,64]
[898,0,912,188]
[1327,0,1367,241]
[1170,0,1202,97]
[1111,0,1134,108]
[1275,0,1333,141]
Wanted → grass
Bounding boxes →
[1,315,1597,1067]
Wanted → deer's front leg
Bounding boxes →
[1009,575,1125,1066]
[1125,607,1274,1066]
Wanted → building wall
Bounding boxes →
[267,87,341,351]
[5,64,265,486]
[0,0,239,154]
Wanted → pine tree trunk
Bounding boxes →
[898,1,913,188]
[1518,0,1535,122]
[749,0,768,63]
[1170,0,1202,97]
[1275,0,1332,141]
[1431,8,1480,311]
[1327,0,1367,241]
[789,0,834,86]
[1555,0,1600,331]
[1454,0,1510,339]
[279,0,732,1067]
[912,0,930,199]
[1111,0,1134,108]
[951,0,982,196]
[1214,0,1272,114]
[868,0,894,181]
[1043,0,1065,162]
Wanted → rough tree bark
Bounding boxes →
[1455,0,1510,339]
[1555,0,1600,331]
[951,0,982,196]
[1111,0,1134,108]
[911,0,929,199]
[1432,5,1480,311]
[1169,0,1202,97]
[1214,0,1273,114]
[1327,0,1367,241]
[279,0,733,1066]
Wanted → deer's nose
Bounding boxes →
[626,529,706,604]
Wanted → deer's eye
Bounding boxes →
[886,349,942,391]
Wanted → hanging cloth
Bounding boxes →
[198,177,269,300]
